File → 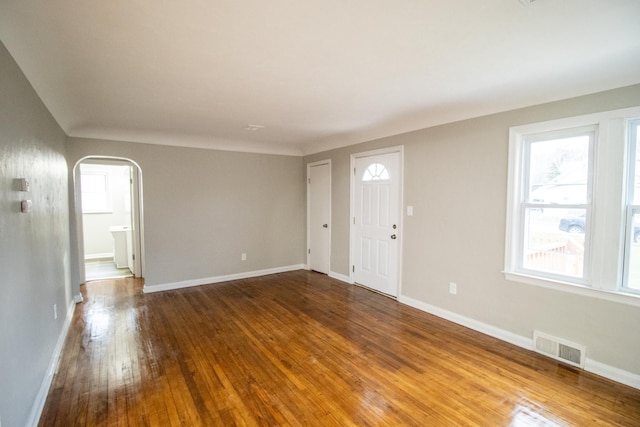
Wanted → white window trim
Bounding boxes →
[622,119,640,294]
[505,106,640,308]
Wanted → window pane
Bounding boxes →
[522,208,585,278]
[81,172,110,212]
[362,163,389,181]
[626,211,640,291]
[528,135,590,205]
[632,122,640,204]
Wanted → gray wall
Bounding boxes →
[67,139,306,293]
[304,84,640,376]
[0,42,72,427]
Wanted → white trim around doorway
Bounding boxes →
[349,145,404,296]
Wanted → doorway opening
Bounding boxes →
[74,157,144,282]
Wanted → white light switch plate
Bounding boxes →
[21,199,32,213]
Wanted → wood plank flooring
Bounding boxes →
[39,270,640,426]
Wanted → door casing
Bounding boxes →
[350,146,404,296]
[73,156,145,285]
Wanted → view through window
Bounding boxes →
[522,133,591,280]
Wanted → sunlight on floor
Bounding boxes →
[85,260,133,281]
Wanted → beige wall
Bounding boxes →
[67,139,306,292]
[304,84,640,377]
[0,42,72,427]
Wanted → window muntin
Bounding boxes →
[518,131,593,281]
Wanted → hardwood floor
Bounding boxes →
[39,270,640,426]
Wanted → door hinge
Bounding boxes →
[352,265,355,273]
[308,249,311,254]
[308,178,310,184]
[132,254,135,260]
[353,167,356,176]
[353,217,355,225]
[130,178,133,184]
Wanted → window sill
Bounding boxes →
[504,271,640,307]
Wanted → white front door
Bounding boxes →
[353,152,401,296]
[308,161,331,274]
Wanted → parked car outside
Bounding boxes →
[558,213,640,243]
[558,214,586,234]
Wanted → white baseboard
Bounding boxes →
[329,271,353,284]
[143,264,307,293]
[398,295,532,349]
[585,358,640,390]
[398,294,640,390]
[84,253,113,261]
[26,299,76,427]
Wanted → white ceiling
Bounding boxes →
[1,0,639,156]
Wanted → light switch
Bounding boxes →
[18,178,30,192]
[21,200,32,213]
[407,206,414,216]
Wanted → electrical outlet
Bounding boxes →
[449,282,457,295]
[241,253,247,261]
[53,303,58,320]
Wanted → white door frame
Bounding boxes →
[73,156,145,285]
[307,159,332,272]
[350,146,404,295]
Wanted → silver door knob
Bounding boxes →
[391,234,397,239]
[322,224,328,228]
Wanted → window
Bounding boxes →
[505,107,640,304]
[80,165,112,213]
[521,130,592,281]
[362,163,389,181]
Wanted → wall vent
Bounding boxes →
[533,331,585,368]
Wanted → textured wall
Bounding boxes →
[0,42,71,427]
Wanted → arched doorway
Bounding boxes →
[73,156,145,284]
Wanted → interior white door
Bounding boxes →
[309,162,331,274]
[354,152,400,296]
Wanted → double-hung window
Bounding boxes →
[505,107,640,305]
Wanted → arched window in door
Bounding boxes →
[362,163,389,181]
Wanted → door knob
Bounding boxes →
[391,234,397,239]
[322,224,328,228]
